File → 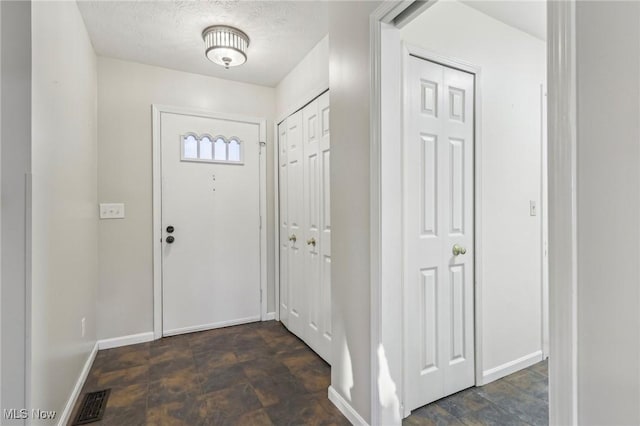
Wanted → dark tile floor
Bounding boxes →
[405,360,549,426]
[70,321,348,426]
[71,320,548,426]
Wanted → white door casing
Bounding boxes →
[153,106,266,337]
[404,55,475,412]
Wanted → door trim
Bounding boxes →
[401,44,482,417]
[151,104,268,339]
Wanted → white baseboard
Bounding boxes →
[479,350,543,385]
[263,312,276,321]
[97,331,155,350]
[328,386,369,426]
[57,342,99,426]
[162,316,260,337]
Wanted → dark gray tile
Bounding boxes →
[404,403,466,425]
[477,380,548,426]
[502,369,549,402]
[456,403,531,426]
[435,388,493,418]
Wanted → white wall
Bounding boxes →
[1,1,30,421]
[401,1,547,381]
[575,2,640,424]
[30,1,98,422]
[275,35,329,122]
[97,58,275,340]
[328,2,381,423]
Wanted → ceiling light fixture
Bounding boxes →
[202,25,250,69]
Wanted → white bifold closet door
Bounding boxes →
[279,92,332,363]
[404,56,475,412]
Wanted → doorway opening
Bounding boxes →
[371,1,550,423]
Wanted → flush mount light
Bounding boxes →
[202,25,250,69]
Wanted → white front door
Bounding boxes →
[404,55,475,412]
[161,110,262,336]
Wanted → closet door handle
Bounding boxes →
[289,234,297,243]
[306,237,316,247]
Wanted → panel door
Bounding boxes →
[285,111,305,337]
[161,111,261,336]
[278,121,289,327]
[301,92,332,363]
[404,56,475,412]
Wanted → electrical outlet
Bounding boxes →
[100,203,125,219]
[81,317,86,338]
[530,200,537,216]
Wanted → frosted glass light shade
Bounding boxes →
[202,25,249,69]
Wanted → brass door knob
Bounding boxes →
[452,244,467,256]
[289,234,297,243]
[306,237,316,247]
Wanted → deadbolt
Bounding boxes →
[166,236,175,244]
[166,226,175,233]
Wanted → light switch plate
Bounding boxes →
[530,200,537,216]
[100,203,125,219]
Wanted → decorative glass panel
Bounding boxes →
[181,134,243,164]
[214,138,227,161]
[183,135,198,159]
[228,140,241,162]
[199,136,213,160]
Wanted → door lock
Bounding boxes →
[452,244,466,256]
[166,236,175,244]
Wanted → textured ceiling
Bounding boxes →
[77,1,329,87]
[459,1,546,40]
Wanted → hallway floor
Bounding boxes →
[405,360,548,425]
[70,321,348,425]
[72,320,548,426]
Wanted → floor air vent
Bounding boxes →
[73,389,110,425]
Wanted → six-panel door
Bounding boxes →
[404,56,475,412]
[279,92,332,363]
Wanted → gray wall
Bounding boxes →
[328,2,380,422]
[575,2,640,424]
[1,1,30,421]
[30,1,99,423]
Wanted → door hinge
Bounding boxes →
[259,215,262,229]
[260,289,263,302]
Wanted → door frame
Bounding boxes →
[400,44,482,418]
[371,1,576,425]
[151,104,268,339]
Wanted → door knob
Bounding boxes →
[166,236,175,244]
[306,237,316,247]
[452,244,466,256]
[289,234,297,243]
[166,226,175,233]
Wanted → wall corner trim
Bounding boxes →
[328,386,369,426]
[57,342,99,426]
[97,332,155,350]
[263,312,276,321]
[479,350,543,386]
